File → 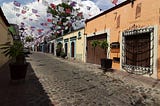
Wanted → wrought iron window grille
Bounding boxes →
[122,27,154,75]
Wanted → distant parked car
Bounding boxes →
[23,47,30,54]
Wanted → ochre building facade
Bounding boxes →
[85,0,160,79]
[0,8,13,68]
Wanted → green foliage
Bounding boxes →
[0,41,24,62]
[91,39,109,49]
[99,40,109,50]
[47,7,58,16]
[60,51,67,58]
[8,26,16,35]
[47,2,83,36]
[91,40,100,48]
[56,42,63,57]
[59,3,73,10]
[25,36,34,42]
[56,42,63,49]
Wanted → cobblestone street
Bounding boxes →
[28,52,160,106]
[1,52,160,106]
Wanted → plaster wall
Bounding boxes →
[85,0,160,79]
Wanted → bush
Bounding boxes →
[56,49,61,57]
[60,52,67,58]
[56,42,63,57]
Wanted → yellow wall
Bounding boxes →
[63,28,85,62]
[85,0,160,79]
[0,17,13,68]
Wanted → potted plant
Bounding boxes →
[91,40,100,48]
[0,41,28,80]
[56,42,63,57]
[60,51,67,58]
[99,40,112,70]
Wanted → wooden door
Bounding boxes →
[86,34,107,64]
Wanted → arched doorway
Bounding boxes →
[51,43,54,53]
[71,42,75,57]
[65,43,68,55]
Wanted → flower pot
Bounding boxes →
[9,62,29,80]
[101,58,112,70]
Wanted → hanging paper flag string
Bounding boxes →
[36,14,40,17]
[37,29,43,32]
[50,3,56,9]
[20,22,25,27]
[47,19,52,22]
[32,9,38,13]
[23,6,29,11]
[16,13,21,17]
[77,12,83,16]
[21,22,25,25]
[29,19,33,21]
[23,17,27,19]
[70,1,77,7]
[30,26,35,31]
[111,0,118,5]
[87,6,91,10]
[13,7,20,12]
[22,10,27,14]
[41,23,48,26]
[31,26,35,29]
[77,12,83,20]
[47,13,52,17]
[65,8,71,14]
[47,1,84,36]
[13,1,21,7]
[40,23,44,26]
[44,23,48,26]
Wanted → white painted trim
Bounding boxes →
[152,25,158,79]
[49,40,55,43]
[120,32,123,70]
[120,25,158,79]
[107,29,110,58]
[86,29,109,38]
[84,35,87,62]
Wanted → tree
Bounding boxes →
[25,36,34,42]
[47,1,84,37]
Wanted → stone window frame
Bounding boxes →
[121,27,154,75]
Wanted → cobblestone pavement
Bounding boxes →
[0,52,160,106]
[27,52,160,106]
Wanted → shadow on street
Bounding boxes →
[0,60,54,106]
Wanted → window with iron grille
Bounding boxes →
[122,27,154,75]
